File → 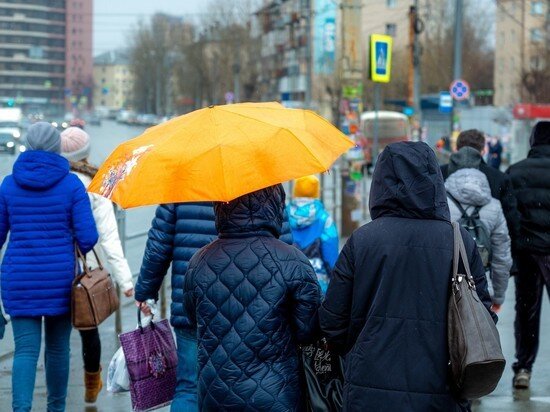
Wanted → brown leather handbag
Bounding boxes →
[72,247,120,330]
[448,222,505,399]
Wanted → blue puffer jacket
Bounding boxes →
[184,185,321,411]
[135,202,293,329]
[0,151,98,317]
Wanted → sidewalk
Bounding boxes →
[0,295,170,411]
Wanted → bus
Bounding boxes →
[360,111,411,163]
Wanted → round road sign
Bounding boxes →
[449,79,470,101]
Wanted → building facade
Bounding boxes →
[494,0,548,106]
[93,50,132,110]
[0,0,93,114]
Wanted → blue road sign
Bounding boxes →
[439,91,453,113]
[449,79,470,101]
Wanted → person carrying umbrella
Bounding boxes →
[183,184,321,410]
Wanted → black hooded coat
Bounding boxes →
[320,142,494,411]
[183,185,321,411]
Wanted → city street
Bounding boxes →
[0,121,549,410]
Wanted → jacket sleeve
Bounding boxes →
[135,204,176,302]
[500,174,521,245]
[0,189,8,248]
[462,227,497,323]
[319,236,355,351]
[489,203,512,305]
[71,179,99,254]
[90,194,133,292]
[288,252,322,344]
[183,257,198,327]
[321,215,339,269]
[279,208,294,245]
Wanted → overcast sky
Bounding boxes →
[93,0,205,56]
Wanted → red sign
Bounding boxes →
[513,104,550,120]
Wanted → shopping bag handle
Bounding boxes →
[137,304,155,333]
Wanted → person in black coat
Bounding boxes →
[183,184,321,411]
[320,141,494,411]
[506,121,550,390]
[441,129,521,243]
[135,202,293,411]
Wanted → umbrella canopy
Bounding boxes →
[88,102,354,208]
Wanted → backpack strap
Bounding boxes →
[447,192,469,219]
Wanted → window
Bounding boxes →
[385,23,397,37]
[530,28,543,43]
[386,0,397,8]
[531,1,544,15]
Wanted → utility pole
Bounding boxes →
[304,0,313,109]
[451,0,463,135]
[233,63,241,103]
[413,0,422,126]
[407,6,415,108]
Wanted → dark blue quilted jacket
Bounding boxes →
[0,151,98,317]
[184,185,321,411]
[136,202,294,329]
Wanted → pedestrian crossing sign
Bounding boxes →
[370,34,393,83]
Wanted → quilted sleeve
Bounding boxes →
[0,188,8,248]
[71,178,99,254]
[135,204,176,302]
[183,256,199,327]
[319,236,355,351]
[289,251,322,344]
[461,227,497,323]
[490,202,512,305]
[279,208,294,245]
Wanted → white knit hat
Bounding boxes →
[60,127,91,162]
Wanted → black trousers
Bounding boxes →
[513,253,550,372]
[79,328,101,373]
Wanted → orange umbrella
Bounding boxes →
[88,102,354,208]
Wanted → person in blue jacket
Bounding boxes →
[0,122,98,412]
[135,202,293,411]
[183,184,321,411]
[288,175,338,293]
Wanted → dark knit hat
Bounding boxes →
[26,122,61,153]
[530,121,550,147]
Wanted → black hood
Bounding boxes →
[215,184,285,238]
[370,141,450,221]
[530,121,550,147]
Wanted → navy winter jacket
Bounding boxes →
[0,151,98,317]
[135,202,293,329]
[320,142,494,411]
[184,185,321,411]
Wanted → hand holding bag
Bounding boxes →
[301,339,344,412]
[72,247,120,330]
[448,222,506,399]
[119,308,178,411]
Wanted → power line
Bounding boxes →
[492,0,524,28]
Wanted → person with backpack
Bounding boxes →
[320,142,495,411]
[445,168,513,312]
[288,175,338,293]
[507,121,550,390]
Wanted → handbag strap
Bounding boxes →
[452,221,475,289]
[74,246,104,277]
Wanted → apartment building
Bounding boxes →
[0,0,93,113]
[494,0,548,106]
[93,50,132,111]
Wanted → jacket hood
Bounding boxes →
[370,141,450,221]
[289,198,323,229]
[530,121,550,147]
[12,150,69,190]
[215,184,285,237]
[445,168,492,207]
[448,146,482,175]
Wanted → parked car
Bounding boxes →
[0,130,18,155]
[136,113,159,127]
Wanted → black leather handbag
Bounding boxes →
[448,222,506,399]
[301,339,344,412]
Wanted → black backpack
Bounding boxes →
[447,193,492,269]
